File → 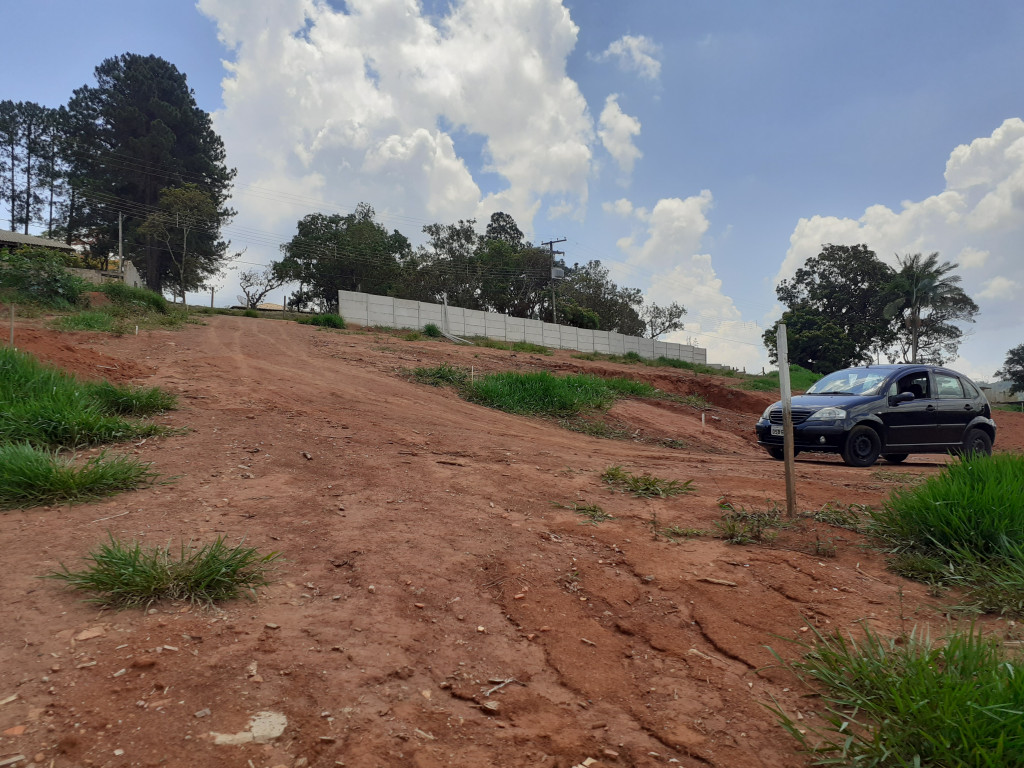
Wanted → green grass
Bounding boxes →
[769,623,1024,767]
[48,534,280,608]
[869,453,1024,614]
[553,502,615,526]
[99,283,169,314]
[0,346,174,449]
[738,365,821,392]
[601,465,695,498]
[422,323,443,338]
[469,371,617,415]
[54,310,115,332]
[243,308,260,318]
[412,363,470,387]
[297,313,346,328]
[469,337,553,355]
[0,444,157,509]
[715,499,785,544]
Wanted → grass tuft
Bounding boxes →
[297,313,345,328]
[870,453,1024,614]
[49,535,280,608]
[0,444,157,509]
[412,363,470,387]
[601,465,695,498]
[768,623,1024,766]
[422,323,443,338]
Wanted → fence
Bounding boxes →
[338,290,708,364]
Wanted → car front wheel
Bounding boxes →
[841,425,881,467]
[961,428,993,457]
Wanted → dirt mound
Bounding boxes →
[1,316,1022,768]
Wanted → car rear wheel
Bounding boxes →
[841,425,881,467]
[766,446,800,460]
[961,428,993,457]
[882,453,909,464]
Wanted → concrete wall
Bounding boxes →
[339,290,707,364]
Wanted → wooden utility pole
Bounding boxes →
[541,238,566,324]
[777,323,797,517]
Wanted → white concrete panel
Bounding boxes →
[607,332,625,356]
[537,322,557,347]
[524,319,545,345]
[638,338,656,359]
[418,303,445,327]
[653,341,668,359]
[576,328,595,353]
[622,336,640,355]
[464,309,488,337]
[485,313,507,339]
[505,316,526,342]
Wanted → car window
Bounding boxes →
[806,370,888,395]
[961,378,979,398]
[934,373,965,399]
[896,373,930,399]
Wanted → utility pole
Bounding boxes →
[541,238,566,324]
[118,212,123,273]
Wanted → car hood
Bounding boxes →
[766,393,873,411]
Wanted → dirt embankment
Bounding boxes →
[2,316,1023,768]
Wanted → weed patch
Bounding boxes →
[49,535,279,608]
[297,313,346,329]
[553,502,615,526]
[601,465,695,498]
[412,363,470,388]
[715,499,785,544]
[422,323,443,338]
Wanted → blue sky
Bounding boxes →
[7,1,1024,379]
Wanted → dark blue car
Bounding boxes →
[754,364,997,467]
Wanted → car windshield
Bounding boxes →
[806,369,889,396]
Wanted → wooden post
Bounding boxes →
[777,323,797,517]
[9,304,14,347]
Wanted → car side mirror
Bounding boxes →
[891,391,915,405]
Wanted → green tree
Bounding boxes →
[274,204,411,312]
[641,301,686,339]
[762,307,862,374]
[0,100,58,234]
[995,344,1024,396]
[884,252,978,363]
[770,244,896,368]
[560,260,645,335]
[138,184,220,311]
[66,54,235,290]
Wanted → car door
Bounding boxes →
[931,372,975,444]
[880,372,938,448]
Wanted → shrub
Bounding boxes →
[422,323,443,338]
[0,246,88,307]
[297,313,345,328]
[49,534,279,608]
[55,310,114,332]
[243,308,259,318]
[0,443,157,509]
[100,282,169,313]
[469,371,617,416]
[412,363,469,387]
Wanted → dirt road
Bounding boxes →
[3,315,1022,768]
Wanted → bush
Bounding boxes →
[100,282,169,313]
[422,323,443,338]
[55,310,115,332]
[297,313,345,329]
[0,246,88,307]
[0,443,156,509]
[243,308,259,318]
[49,534,279,608]
[469,371,618,416]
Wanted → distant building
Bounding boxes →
[0,228,77,254]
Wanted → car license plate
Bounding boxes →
[770,425,784,437]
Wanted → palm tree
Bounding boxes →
[884,253,965,363]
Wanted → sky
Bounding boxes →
[7,0,1024,381]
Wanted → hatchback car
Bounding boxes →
[754,364,996,466]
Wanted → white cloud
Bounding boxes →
[977,275,1018,301]
[602,198,635,217]
[596,34,662,80]
[198,0,596,237]
[610,191,767,370]
[598,94,642,179]
[778,118,1024,376]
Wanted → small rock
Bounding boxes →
[265,623,280,630]
[114,749,125,756]
[367,585,375,593]
[301,451,313,460]
[480,701,500,715]
[33,754,44,764]
[2,725,26,736]
[477,626,486,633]
[194,708,211,718]
[74,626,106,642]
[602,749,620,759]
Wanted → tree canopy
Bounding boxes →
[766,244,979,369]
[65,53,235,290]
[995,344,1024,396]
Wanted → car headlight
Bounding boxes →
[761,404,776,421]
[807,406,846,421]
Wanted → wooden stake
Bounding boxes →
[776,323,797,517]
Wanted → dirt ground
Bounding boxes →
[2,315,1023,768]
